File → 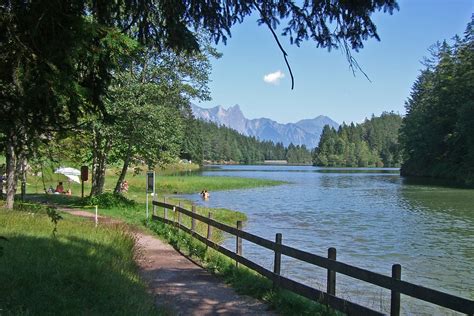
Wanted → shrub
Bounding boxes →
[82,193,136,209]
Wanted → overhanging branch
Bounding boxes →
[253,2,295,90]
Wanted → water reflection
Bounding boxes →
[176,165,474,314]
[400,183,474,220]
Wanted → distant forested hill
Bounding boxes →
[399,20,474,185]
[191,104,338,148]
[181,120,312,164]
[312,112,403,168]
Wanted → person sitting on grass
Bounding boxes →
[46,185,54,194]
[55,182,64,194]
[121,180,129,193]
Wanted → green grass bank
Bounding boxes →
[0,205,160,315]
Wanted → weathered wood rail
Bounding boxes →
[151,200,474,315]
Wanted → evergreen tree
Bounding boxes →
[400,19,474,185]
[313,113,402,167]
[189,120,313,164]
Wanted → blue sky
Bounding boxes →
[194,0,473,125]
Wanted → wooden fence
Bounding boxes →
[151,200,474,316]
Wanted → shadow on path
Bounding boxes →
[136,233,275,316]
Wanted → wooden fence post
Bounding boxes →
[172,206,176,225]
[391,264,401,316]
[273,233,282,288]
[178,202,182,227]
[207,212,212,242]
[163,197,167,220]
[236,221,242,267]
[191,205,196,233]
[327,247,337,296]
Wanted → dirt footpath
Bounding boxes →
[135,233,275,315]
[62,209,274,315]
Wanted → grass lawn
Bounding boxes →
[0,207,160,315]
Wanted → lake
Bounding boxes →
[178,165,474,315]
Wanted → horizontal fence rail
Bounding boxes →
[152,200,474,315]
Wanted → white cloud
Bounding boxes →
[263,70,285,85]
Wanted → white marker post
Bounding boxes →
[95,205,98,227]
[146,171,155,221]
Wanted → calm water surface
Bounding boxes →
[178,165,474,315]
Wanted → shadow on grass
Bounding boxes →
[0,234,158,315]
[24,193,84,207]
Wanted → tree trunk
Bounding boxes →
[0,165,3,200]
[40,162,47,193]
[5,134,18,209]
[19,154,27,200]
[90,127,112,196]
[114,142,132,194]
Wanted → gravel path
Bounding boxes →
[62,208,275,316]
[136,233,275,316]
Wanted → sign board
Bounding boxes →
[146,171,155,193]
[81,166,89,181]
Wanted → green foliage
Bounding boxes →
[1,1,92,134]
[46,207,63,237]
[313,113,403,167]
[86,38,218,195]
[286,143,313,164]
[181,117,204,164]
[106,73,186,166]
[399,19,474,185]
[83,193,136,209]
[0,210,159,315]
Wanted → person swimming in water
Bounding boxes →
[200,189,210,199]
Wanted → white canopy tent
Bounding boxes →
[54,167,81,184]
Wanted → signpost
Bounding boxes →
[146,171,155,220]
[80,166,88,198]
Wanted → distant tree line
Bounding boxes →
[181,120,312,164]
[399,19,474,185]
[312,112,403,167]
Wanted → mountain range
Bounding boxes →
[191,104,339,148]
